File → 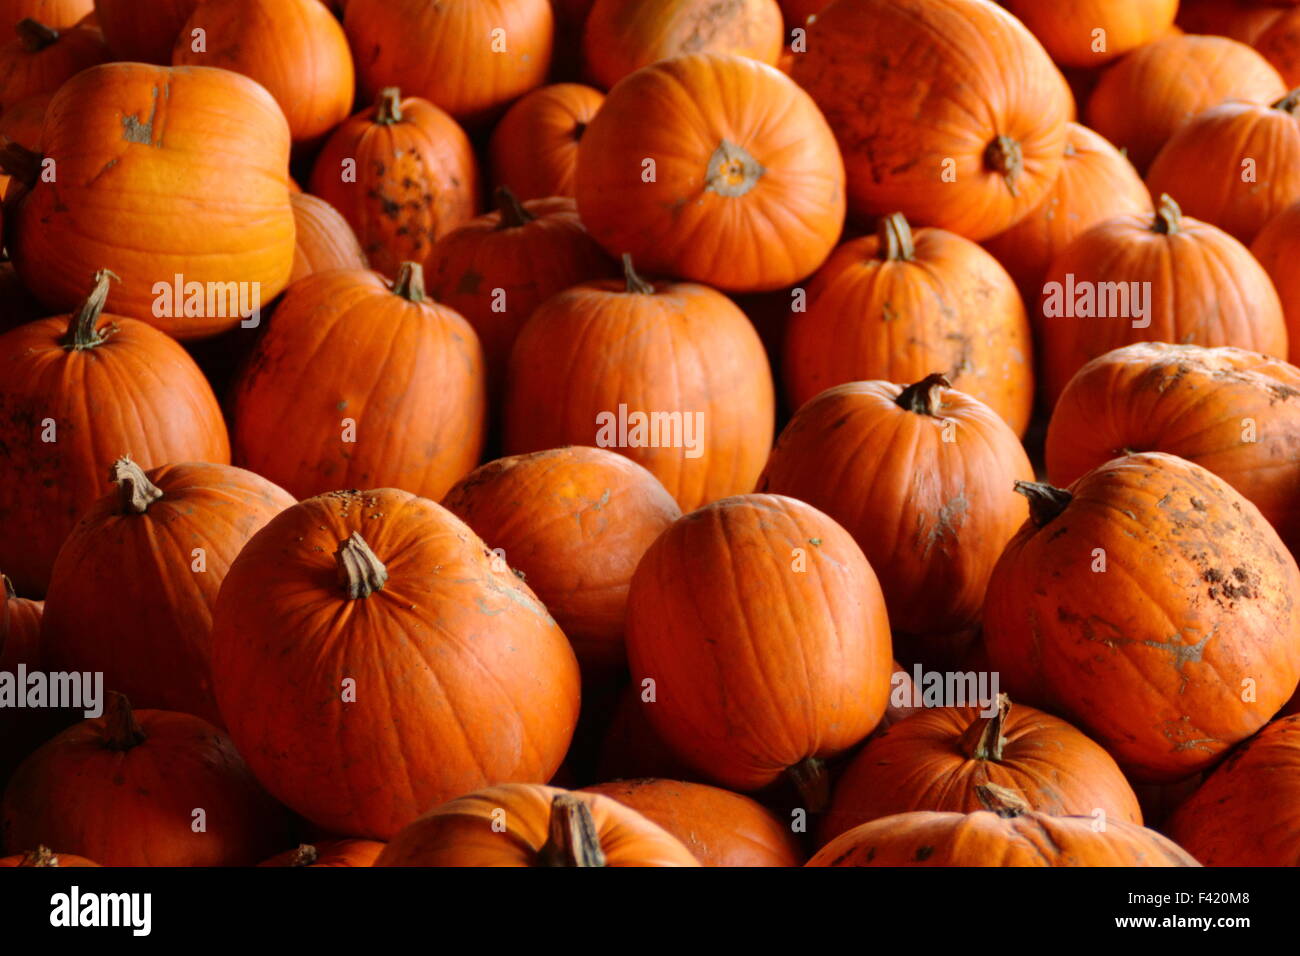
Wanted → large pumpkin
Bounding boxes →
[209,489,581,840]
[0,271,230,597]
[502,256,774,511]
[576,52,844,292]
[93,0,198,63]
[259,840,385,868]
[443,446,681,677]
[172,0,354,146]
[1,694,287,866]
[1046,343,1300,552]
[40,458,294,727]
[0,16,106,113]
[288,192,368,285]
[791,0,1069,240]
[1257,10,1300,88]
[1252,198,1300,359]
[309,88,479,280]
[1001,0,1177,68]
[782,214,1034,435]
[0,0,90,31]
[1038,195,1288,408]
[983,453,1300,782]
[231,264,485,503]
[487,82,604,201]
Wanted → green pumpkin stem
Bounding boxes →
[336,531,388,599]
[538,794,607,867]
[878,212,916,262]
[959,693,1011,761]
[621,254,655,295]
[494,186,535,229]
[1014,480,1072,528]
[376,87,402,125]
[895,373,950,416]
[18,846,60,867]
[787,756,831,814]
[1153,194,1182,235]
[1273,87,1300,115]
[975,783,1030,818]
[103,693,147,752]
[392,262,426,304]
[111,457,163,515]
[62,270,120,350]
[984,135,1023,198]
[16,18,59,52]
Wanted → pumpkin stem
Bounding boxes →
[958,693,1011,762]
[984,135,1023,198]
[538,794,607,867]
[621,254,655,295]
[18,846,60,867]
[494,186,535,229]
[704,139,764,197]
[375,87,403,124]
[290,844,319,867]
[1014,480,1072,528]
[572,120,588,142]
[62,270,120,350]
[335,531,388,599]
[787,756,831,814]
[1153,194,1182,235]
[878,212,916,262]
[975,783,1030,818]
[103,692,147,752]
[111,456,163,515]
[392,262,426,304]
[1273,87,1300,114]
[16,18,59,52]
[3,572,14,602]
[0,142,42,190]
[895,373,950,417]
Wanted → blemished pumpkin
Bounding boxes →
[0,16,106,113]
[1085,34,1287,172]
[808,785,1200,867]
[581,0,783,91]
[309,88,479,280]
[624,494,893,805]
[757,375,1033,641]
[983,453,1300,782]
[791,0,1070,240]
[1166,715,1300,866]
[0,0,90,31]
[502,256,775,511]
[1257,10,1300,88]
[40,458,295,727]
[1,694,287,867]
[1252,199,1300,360]
[93,0,198,63]
[0,846,98,866]
[288,192,369,284]
[820,696,1143,845]
[343,0,553,125]
[1175,0,1283,45]
[0,271,230,597]
[230,263,485,503]
[1038,195,1288,409]
[375,785,701,867]
[209,489,581,840]
[1046,343,1300,553]
[575,52,845,292]
[443,446,681,677]
[583,778,803,867]
[1001,0,1177,68]
[3,63,295,335]
[487,82,604,202]
[258,840,385,868]
[782,214,1034,436]
[0,90,49,200]
[172,0,354,146]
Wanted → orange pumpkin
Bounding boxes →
[258,840,385,867]
[0,16,105,113]
[1252,198,1300,359]
[0,0,90,31]
[576,52,845,292]
[93,0,198,63]
[1257,9,1300,87]
[0,90,49,199]
[1002,0,1177,68]
[288,192,368,284]
[1176,0,1283,44]
[487,82,604,201]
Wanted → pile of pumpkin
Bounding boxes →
[1,0,1299,869]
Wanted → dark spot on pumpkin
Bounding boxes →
[915,845,934,861]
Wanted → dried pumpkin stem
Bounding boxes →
[62,270,120,350]
[3,572,14,602]
[290,844,319,867]
[621,254,655,295]
[0,142,43,190]
[959,693,1011,761]
[1014,480,1072,528]
[16,18,59,52]
[538,794,607,867]
[494,186,535,229]
[975,783,1029,818]
[376,87,403,124]
[336,531,388,599]
[1273,87,1300,115]
[103,692,147,752]
[1153,194,1182,235]
[111,457,163,515]
[392,262,426,304]
[19,846,60,867]
[895,373,951,417]
[787,756,831,814]
[878,212,916,262]
[984,135,1023,197]
[704,139,764,197]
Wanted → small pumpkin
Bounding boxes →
[0,845,98,866]
[93,0,198,63]
[0,0,90,32]
[487,82,604,202]
[1001,0,1177,68]
[1257,9,1300,87]
[0,17,106,113]
[288,193,368,284]
[258,840,385,868]
[0,91,49,199]
[1253,199,1300,360]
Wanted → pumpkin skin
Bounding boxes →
[1038,195,1288,409]
[0,273,230,597]
[625,494,893,801]
[443,446,681,676]
[288,192,368,284]
[172,0,354,146]
[1253,199,1300,360]
[258,840,385,868]
[376,785,700,867]
[93,0,197,63]
[5,63,295,335]
[983,453,1300,783]
[1176,0,1283,45]
[1257,10,1300,88]
[791,0,1069,240]
[1085,34,1287,172]
[0,0,90,31]
[344,0,553,125]
[1,694,287,866]
[583,778,803,867]
[0,846,98,866]
[1046,344,1300,553]
[231,264,485,503]
[0,90,48,200]
[576,52,845,293]
[0,17,106,113]
[758,376,1033,641]
[209,489,581,840]
[1166,715,1300,866]
[1002,0,1177,68]
[309,88,479,280]
[487,82,604,201]
[40,459,295,727]
[502,258,775,511]
[782,214,1034,435]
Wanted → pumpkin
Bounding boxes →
[343,0,553,125]
[258,840,385,867]
[443,446,681,677]
[583,778,803,867]
[625,493,893,805]
[0,845,98,866]
[0,271,230,597]
[982,122,1152,301]
[1,693,287,866]
[308,88,479,280]
[375,785,701,866]
[502,256,774,511]
[1176,0,1283,45]
[41,457,294,727]
[0,0,89,31]
[0,91,49,199]
[288,193,368,284]
[820,696,1143,846]
[93,0,197,63]
[1038,195,1288,408]
[1257,10,1300,87]
[1253,199,1300,359]
[209,489,581,840]
[1085,34,1287,172]
[782,214,1034,436]
[808,784,1200,867]
[1001,0,1177,68]
[0,17,106,113]
[983,453,1300,782]
[1167,715,1300,866]
[487,82,604,201]
[581,0,783,91]
[3,63,295,335]
[575,52,845,292]
[758,375,1033,642]
[791,0,1070,240]
[1046,343,1300,553]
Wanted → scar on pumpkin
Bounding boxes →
[122,84,166,147]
